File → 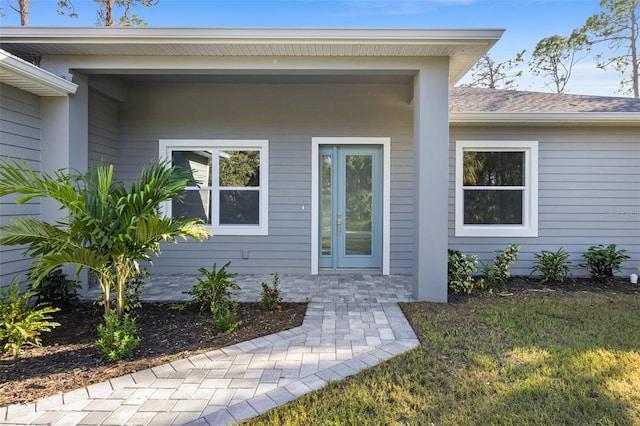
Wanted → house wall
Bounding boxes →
[88,89,119,167]
[115,82,415,275]
[449,126,640,276]
[0,83,41,288]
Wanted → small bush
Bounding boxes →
[531,247,572,284]
[28,268,80,311]
[211,301,239,334]
[0,276,60,360]
[582,244,630,281]
[185,262,239,312]
[448,250,480,294]
[261,273,283,311]
[482,243,521,285]
[96,312,140,362]
[186,262,240,334]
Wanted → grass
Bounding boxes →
[244,291,640,425]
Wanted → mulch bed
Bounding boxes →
[0,302,307,407]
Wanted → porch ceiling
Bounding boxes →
[0,27,504,85]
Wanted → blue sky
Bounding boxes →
[0,0,626,96]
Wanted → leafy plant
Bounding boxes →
[0,276,60,360]
[261,273,283,311]
[482,243,521,285]
[531,247,572,284]
[186,262,240,334]
[28,268,80,311]
[96,312,140,362]
[211,301,239,334]
[581,244,630,281]
[0,158,210,325]
[447,250,480,295]
[185,262,239,312]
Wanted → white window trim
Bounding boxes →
[159,139,269,236]
[455,140,538,238]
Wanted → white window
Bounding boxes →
[159,140,269,236]
[455,140,538,237]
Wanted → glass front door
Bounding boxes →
[319,146,382,270]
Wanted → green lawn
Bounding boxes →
[245,290,640,425]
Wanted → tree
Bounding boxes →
[58,0,156,26]
[0,159,210,323]
[5,0,29,25]
[529,31,590,93]
[582,0,640,98]
[461,51,526,90]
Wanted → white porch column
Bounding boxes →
[39,72,89,284]
[412,59,449,302]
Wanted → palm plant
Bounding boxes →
[0,158,210,322]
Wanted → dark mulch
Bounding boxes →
[0,302,307,407]
[448,275,640,303]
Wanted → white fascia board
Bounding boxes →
[0,27,504,44]
[450,112,640,126]
[0,49,77,96]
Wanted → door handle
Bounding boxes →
[337,213,342,236]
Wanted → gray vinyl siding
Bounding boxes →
[449,126,640,277]
[88,90,119,167]
[117,83,414,275]
[0,83,41,288]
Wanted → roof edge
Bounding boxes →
[0,49,78,96]
[450,112,640,126]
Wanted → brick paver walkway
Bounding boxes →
[1,275,418,425]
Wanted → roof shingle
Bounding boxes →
[450,87,640,113]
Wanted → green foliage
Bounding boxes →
[531,247,572,284]
[581,244,630,281]
[581,0,640,97]
[0,157,210,325]
[96,312,140,362]
[461,51,525,90]
[0,276,60,360]
[447,250,480,295]
[481,243,521,285]
[185,262,239,312]
[28,268,80,311]
[529,31,590,93]
[261,273,283,311]
[211,301,239,334]
[186,262,240,334]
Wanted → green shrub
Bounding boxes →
[447,250,480,294]
[482,243,521,285]
[0,276,60,360]
[261,273,283,311]
[28,268,80,311]
[531,247,572,284]
[185,262,239,312]
[211,301,239,334]
[96,312,140,362]
[581,244,630,281]
[186,262,240,334]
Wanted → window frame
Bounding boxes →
[159,139,269,236]
[455,140,538,238]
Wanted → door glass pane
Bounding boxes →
[464,189,523,224]
[345,155,372,256]
[321,154,332,256]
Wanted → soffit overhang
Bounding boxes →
[0,27,504,85]
[0,49,78,96]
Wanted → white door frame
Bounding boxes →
[311,137,391,275]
